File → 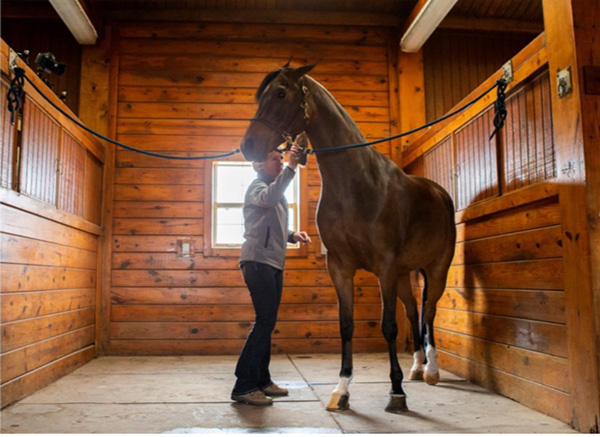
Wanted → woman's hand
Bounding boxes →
[287,145,300,170]
[292,231,312,245]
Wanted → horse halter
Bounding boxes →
[251,77,311,152]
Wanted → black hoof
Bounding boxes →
[385,394,408,414]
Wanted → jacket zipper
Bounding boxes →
[264,226,270,248]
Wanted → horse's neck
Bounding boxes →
[306,80,382,188]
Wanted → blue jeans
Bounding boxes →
[232,261,283,395]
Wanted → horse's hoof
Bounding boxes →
[326,393,350,411]
[409,369,424,381]
[424,371,440,385]
[385,394,408,414]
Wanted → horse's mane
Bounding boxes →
[255,67,291,102]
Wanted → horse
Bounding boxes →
[240,63,456,413]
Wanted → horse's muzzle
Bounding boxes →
[240,137,255,161]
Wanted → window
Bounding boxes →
[210,161,301,249]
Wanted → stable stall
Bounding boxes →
[1,0,598,432]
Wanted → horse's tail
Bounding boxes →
[419,268,428,347]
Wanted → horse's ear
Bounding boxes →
[282,56,293,69]
[288,64,316,82]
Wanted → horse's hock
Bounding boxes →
[1,0,599,433]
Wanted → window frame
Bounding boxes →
[203,156,308,258]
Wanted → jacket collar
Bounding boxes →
[257,170,275,184]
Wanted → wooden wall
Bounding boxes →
[403,34,571,423]
[105,22,399,355]
[0,40,104,407]
[423,30,536,122]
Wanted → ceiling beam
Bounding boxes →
[439,16,544,34]
[101,9,402,27]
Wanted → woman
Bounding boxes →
[231,145,311,406]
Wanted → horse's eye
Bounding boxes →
[277,90,286,99]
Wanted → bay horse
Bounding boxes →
[240,64,456,413]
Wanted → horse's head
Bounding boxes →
[241,63,315,162]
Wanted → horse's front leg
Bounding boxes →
[326,255,355,412]
[380,270,408,413]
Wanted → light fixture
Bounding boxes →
[400,0,458,53]
[48,0,98,45]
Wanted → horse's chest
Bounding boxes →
[316,203,379,251]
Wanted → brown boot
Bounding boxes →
[262,383,289,397]
[231,390,273,406]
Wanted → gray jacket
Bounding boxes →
[239,166,296,270]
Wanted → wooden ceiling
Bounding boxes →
[2,0,544,33]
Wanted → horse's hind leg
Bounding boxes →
[421,267,449,386]
[380,270,408,413]
[397,272,425,381]
[326,256,355,411]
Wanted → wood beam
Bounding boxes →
[101,9,401,27]
[397,50,425,153]
[542,0,600,432]
[439,16,544,34]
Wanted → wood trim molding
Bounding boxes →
[455,181,558,224]
[0,187,102,236]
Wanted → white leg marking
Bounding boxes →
[332,376,353,395]
[424,344,438,375]
[410,348,425,373]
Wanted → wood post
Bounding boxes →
[397,49,425,162]
[79,26,115,355]
[542,0,600,431]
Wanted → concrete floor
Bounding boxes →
[1,353,575,434]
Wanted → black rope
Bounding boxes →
[490,79,508,140]
[7,67,25,125]
[9,68,240,160]
[311,78,507,155]
[6,67,508,160]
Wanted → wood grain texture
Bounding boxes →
[104,21,397,356]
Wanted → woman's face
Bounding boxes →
[261,150,284,179]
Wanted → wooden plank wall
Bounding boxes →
[423,30,537,122]
[108,22,398,355]
[403,36,570,422]
[0,40,104,407]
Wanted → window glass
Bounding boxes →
[212,162,300,248]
